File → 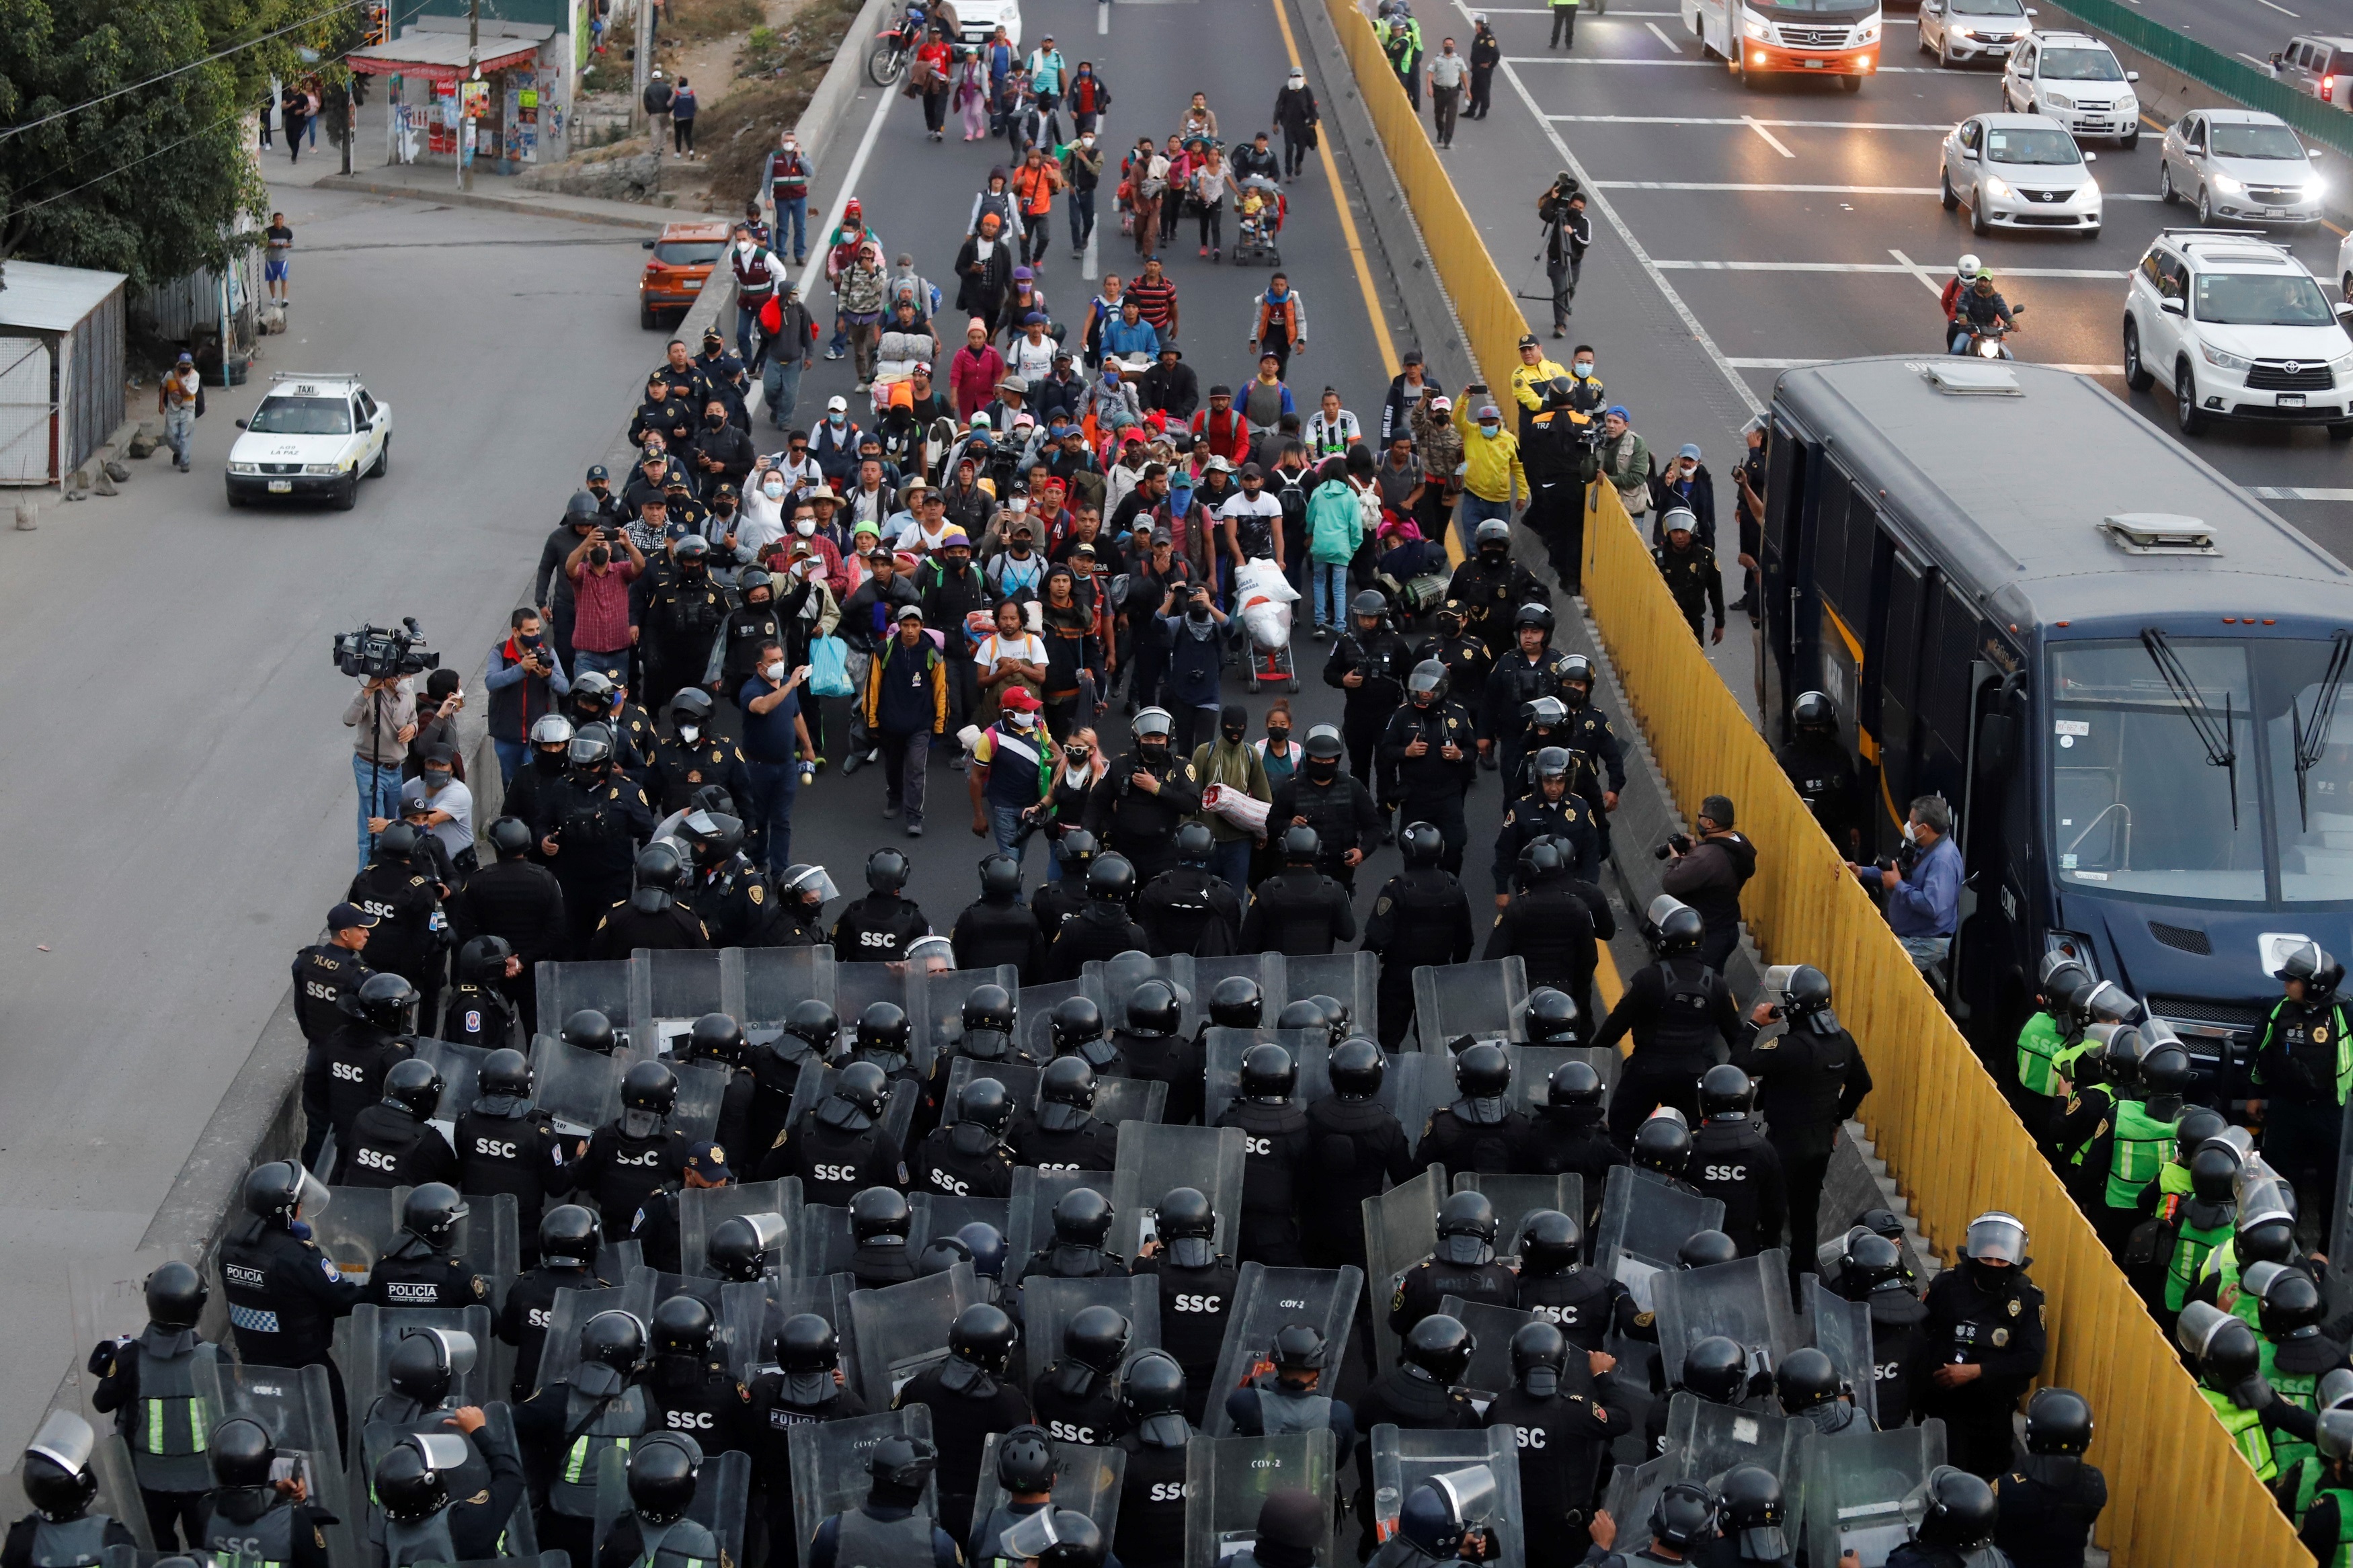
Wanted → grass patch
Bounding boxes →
[666,0,765,44]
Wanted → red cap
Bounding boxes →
[998,687,1043,712]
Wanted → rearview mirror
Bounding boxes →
[2083,150,2098,161]
[235,418,248,429]
[2126,69,2140,80]
[2334,301,2353,319]
[1962,147,1979,161]
[2160,297,2186,317]
[641,238,657,249]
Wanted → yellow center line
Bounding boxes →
[1271,0,1402,373]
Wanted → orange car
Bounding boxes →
[639,220,730,328]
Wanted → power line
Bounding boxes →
[0,0,374,145]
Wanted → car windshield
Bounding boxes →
[1986,126,2083,164]
[2211,122,2307,159]
[2040,46,2124,79]
[2050,637,2353,907]
[247,397,352,435]
[1952,0,2026,15]
[1755,0,1872,15]
[653,240,727,265]
[2193,270,2338,326]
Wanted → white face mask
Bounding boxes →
[764,661,788,682]
[1573,362,1594,378]
[762,481,785,499]
[795,518,816,536]
[1903,820,1920,843]
[679,725,701,743]
[1009,710,1036,729]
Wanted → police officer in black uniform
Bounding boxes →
[1688,1065,1788,1258]
[891,1304,1034,1541]
[2249,940,2351,1216]
[1482,1320,1628,1567]
[1415,1045,1533,1178]
[216,1162,364,1437]
[1240,827,1358,956]
[629,1141,737,1274]
[348,822,450,1027]
[1032,831,1096,948]
[1776,690,1862,856]
[760,1059,910,1202]
[1110,979,1205,1126]
[1213,1043,1312,1266]
[1919,1212,2048,1479]
[1016,1188,1127,1289]
[454,1048,575,1261]
[649,690,754,817]
[302,971,418,1178]
[1353,1316,1483,1535]
[1554,654,1626,852]
[676,814,774,949]
[1486,837,1609,1014]
[916,1075,1020,1198]
[448,818,563,1033]
[1031,1307,1132,1445]
[1519,1059,1626,1221]
[1363,823,1476,1049]
[1652,506,1725,647]
[721,569,787,714]
[438,936,517,1049]
[1480,604,1569,790]
[1890,1469,2006,1568]
[1729,963,1872,1278]
[191,1418,331,1568]
[1012,1058,1121,1173]
[1412,602,1494,763]
[1831,1230,1929,1429]
[1390,1192,1519,1341]
[1444,518,1548,662]
[1301,1038,1419,1272]
[952,854,1047,977]
[846,1186,920,1289]
[770,862,835,946]
[85,1263,218,1550]
[1046,856,1154,980]
[534,725,657,954]
[1131,1187,1238,1424]
[292,902,376,1044]
[834,848,935,962]
[1112,1353,1194,1568]
[745,1313,870,1567]
[1082,710,1204,883]
[1516,1210,1636,1360]
[494,1205,614,1399]
[344,1057,461,1190]
[590,842,713,958]
[1269,727,1380,892]
[1135,822,1242,958]
[1491,747,1601,904]
[1993,1388,2106,1568]
[642,1295,750,1452]
[641,536,729,711]
[677,1012,757,1157]
[1591,900,1741,1137]
[1380,660,1478,871]
[1325,591,1413,842]
[366,1182,493,1311]
[577,1059,695,1236]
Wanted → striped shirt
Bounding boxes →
[1125,278,1179,331]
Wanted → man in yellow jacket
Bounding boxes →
[1452,387,1527,540]
[1507,332,1568,438]
[862,604,949,835]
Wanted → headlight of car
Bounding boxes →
[2211,173,2245,195]
[230,462,260,474]
[303,463,340,474]
[2329,345,2353,370]
[2044,90,2074,109]
[2080,179,2100,200]
[1983,175,2013,199]
[1854,20,1878,42]
[2307,177,2328,201]
[1741,12,1773,38]
[2200,342,2253,372]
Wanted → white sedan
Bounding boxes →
[226,372,391,511]
[1942,112,2102,239]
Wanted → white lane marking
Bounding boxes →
[1501,59,1765,416]
[1099,0,1110,34]
[1550,114,1950,128]
[1084,209,1101,280]
[2258,0,2300,16]
[1505,54,1947,68]
[1743,116,1797,157]
[1599,179,1938,191]
[795,83,897,302]
[2254,487,2353,499]
[1646,19,1686,51]
[1654,258,2131,276]
[1886,247,1944,296]
[1726,356,2125,371]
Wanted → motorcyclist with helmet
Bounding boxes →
[1950,267,2024,357]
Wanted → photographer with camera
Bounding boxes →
[563,517,647,686]
[1658,794,1755,974]
[1536,175,1591,337]
[341,626,432,874]
[1849,794,1961,975]
[487,609,571,786]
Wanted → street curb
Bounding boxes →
[311,173,680,231]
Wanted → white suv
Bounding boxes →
[2001,31,2141,148]
[2120,229,2353,436]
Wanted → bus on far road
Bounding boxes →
[1689,0,1881,88]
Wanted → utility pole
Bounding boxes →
[630,0,651,133]
[461,0,479,191]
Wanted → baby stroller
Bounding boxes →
[1233,175,1285,267]
[1234,558,1302,692]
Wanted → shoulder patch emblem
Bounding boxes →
[1633,1311,1654,1329]
[748,883,765,905]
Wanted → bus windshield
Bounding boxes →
[2049,637,2353,906]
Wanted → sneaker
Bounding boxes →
[1479,751,1498,771]
[1211,248,1222,261]
[883,801,900,819]
[1552,328,1565,339]
[905,822,924,837]
[1312,625,1328,642]
[1200,246,1210,257]
[840,752,864,776]
[824,347,847,361]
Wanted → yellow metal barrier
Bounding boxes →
[1322,1,2305,1561]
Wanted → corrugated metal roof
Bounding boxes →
[0,260,127,334]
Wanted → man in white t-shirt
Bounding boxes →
[1007,312,1060,385]
[1218,461,1288,573]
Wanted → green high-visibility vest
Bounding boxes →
[2200,1239,2264,1328]
[2052,1032,2102,1083]
[2017,1012,2068,1098]
[2264,1337,2322,1475]
[2166,1212,2234,1313]
[2201,1385,2278,1481]
[2314,1485,2353,1563]
[2256,997,2353,1106]
[2105,1098,2180,1210]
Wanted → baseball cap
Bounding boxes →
[681,1141,733,1181]
[328,902,381,931]
[1208,384,1234,399]
[1518,333,1540,349]
[1023,311,1048,326]
[1606,403,1630,420]
[1203,454,1234,474]
[177,351,194,364]
[1014,265,1035,282]
[1476,404,1501,422]
[1429,395,1452,413]
[913,361,933,376]
[999,375,1029,395]
[1401,349,1425,366]
[896,604,925,622]
[586,463,610,482]
[998,686,1042,712]
[1238,461,1265,479]
[827,395,848,412]
[1678,442,1703,460]
[970,412,993,429]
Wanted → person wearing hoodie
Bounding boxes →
[1188,704,1272,899]
[1659,793,1755,973]
[1304,456,1366,641]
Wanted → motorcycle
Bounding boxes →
[865,1,930,87]
[1953,301,2027,360]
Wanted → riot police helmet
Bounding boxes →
[1064,1305,1133,1374]
[1509,1320,1570,1397]
[1051,994,1107,1051]
[856,1001,913,1057]
[1775,1347,1840,1412]
[345,971,422,1033]
[1648,1483,1717,1553]
[1681,1335,1748,1403]
[651,1294,717,1358]
[851,1186,914,1245]
[383,1056,444,1120]
[21,1413,99,1522]
[1051,1186,1116,1249]
[1239,1042,1297,1102]
[628,1434,702,1525]
[1125,979,1182,1038]
[949,1303,1019,1374]
[202,1415,274,1493]
[144,1260,207,1329]
[1519,1210,1583,1276]
[2024,1388,2093,1455]
[1209,976,1265,1029]
[866,847,912,894]
[957,1074,1017,1137]
[1632,1110,1694,1176]
[1453,1040,1512,1101]
[539,1204,601,1268]
[400,1182,469,1249]
[1913,1467,1999,1550]
[1086,854,1138,903]
[686,1012,746,1066]
[1790,690,1836,733]
[1328,1036,1386,1098]
[1281,823,1321,866]
[1402,1313,1476,1384]
[785,997,840,1055]
[1039,1054,1099,1112]
[1697,1063,1754,1120]
[1546,1059,1604,1110]
[1524,988,1580,1044]
[1678,1229,1739,1270]
[561,1007,618,1055]
[621,1059,680,1117]
[1400,821,1445,866]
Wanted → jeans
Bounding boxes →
[353,753,405,872]
[1197,200,1224,252]
[1069,188,1096,253]
[762,357,803,429]
[673,114,695,154]
[736,299,764,365]
[990,802,1035,870]
[1207,836,1252,902]
[775,195,808,261]
[881,729,931,823]
[575,647,630,684]
[163,407,195,469]
[1312,562,1348,628]
[494,739,529,785]
[744,759,799,875]
[1901,934,1952,972]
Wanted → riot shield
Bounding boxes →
[619,1268,770,1383]
[1298,1047,1432,1130]
[847,1263,985,1407]
[592,1440,751,1568]
[1434,1296,1534,1413]
[834,962,914,1052]
[788,1061,919,1153]
[67,1247,202,1414]
[1189,954,1281,1039]
[194,1361,354,1557]
[535,960,641,1052]
[393,1186,520,1306]
[412,1036,495,1132]
[1815,1130,1929,1284]
[786,1407,939,1568]
[1203,1264,1366,1436]
[1800,1421,1947,1568]
[358,1400,537,1563]
[308,1186,407,1286]
[635,948,729,1056]
[1014,978,1109,1063]
[534,1282,639,1392]
[738,946,836,1036]
[912,965,1022,1067]
[670,1058,733,1144]
[1088,952,1193,1032]
[1664,1393,1805,1488]
[1410,958,1529,1048]
[942,1056,1043,1125]
[1094,1076,1169,1128]
[1652,1251,1800,1389]
[1363,1424,1525,1568]
[1802,1274,1882,1429]
[86,1430,152,1551]
[1280,952,1378,1041]
[1202,1028,1324,1128]
[1024,1276,1162,1386]
[678,1178,799,1280]
[1593,1166,1726,1313]
[791,1206,860,1280]
[1007,1169,1106,1268]
[911,1194,1013,1255]
[1599,1454,1676,1561]
[1451,1173,1582,1259]
[971,1435,1125,1550]
[753,1272,860,1378]
[527,1032,631,1137]
[341,1303,495,1421]
[1363,1167,1447,1378]
[1181,1430,1334,1568]
[1109,1124,1249,1260]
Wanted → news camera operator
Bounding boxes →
[1849,794,1960,977]
[339,621,436,876]
[1658,793,1755,974]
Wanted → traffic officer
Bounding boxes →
[1299,1038,1418,1271]
[1238,827,1357,956]
[343,1058,461,1190]
[1776,689,1862,857]
[346,822,448,1026]
[1554,655,1626,850]
[1412,602,1493,764]
[533,726,657,954]
[1919,1212,2048,1479]
[915,1075,1020,1199]
[85,1262,219,1550]
[1516,1210,1634,1356]
[494,1206,615,1399]
[1993,1388,2107,1568]
[448,817,564,1035]
[889,1305,1034,1542]
[1652,507,1725,646]
[438,935,518,1049]
[589,842,713,958]
[1135,821,1242,959]
[1380,660,1477,871]
[2091,1030,2193,1259]
[301,971,417,1179]
[834,847,935,961]
[1324,591,1413,841]
[454,1048,574,1264]
[2154,1144,2240,1329]
[1480,604,1568,788]
[366,1182,493,1312]
[1353,1317,1482,1532]
[1591,900,1741,1137]
[575,1060,694,1235]
[1131,1187,1238,1424]
[1012,1057,1122,1172]
[1031,1308,1132,1445]
[1484,1320,1627,1567]
[1213,1043,1313,1266]
[1110,978,1206,1127]
[2249,941,2350,1220]
[1486,838,1608,1015]
[292,902,376,1044]
[762,1059,909,1202]
[1391,1192,1519,1337]
[1727,964,1871,1276]
[192,1417,331,1568]
[1046,856,1154,979]
[216,1163,362,1437]
[1082,708,1204,882]
[1416,1044,1533,1176]
[649,690,753,817]
[1112,1354,1195,1567]
[1491,745,1599,905]
[952,854,1048,978]
[1519,1058,1626,1219]
[1444,518,1547,661]
[1686,1065,1788,1259]
[1363,823,1476,1048]
[1268,727,1381,892]
[744,1314,871,1562]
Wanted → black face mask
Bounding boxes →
[713,502,735,518]
[590,546,612,567]
[588,483,609,498]
[518,633,544,649]
[1222,725,1246,743]
[682,561,707,579]
[1139,741,1168,764]
[1305,757,1339,780]
[706,413,726,427]
[1265,727,1289,745]
[534,748,565,771]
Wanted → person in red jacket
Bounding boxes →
[1940,253,1980,323]
[1191,385,1250,466]
[950,319,1008,420]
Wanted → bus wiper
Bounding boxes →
[2291,630,2352,830]
[2140,628,2239,827]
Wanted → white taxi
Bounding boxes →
[226,371,392,511]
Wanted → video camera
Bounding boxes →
[334,618,439,682]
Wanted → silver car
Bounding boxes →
[2269,34,2353,106]
[2158,108,2327,228]
[1917,0,2034,69]
[1942,112,2103,238]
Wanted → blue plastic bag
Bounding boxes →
[808,635,854,699]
